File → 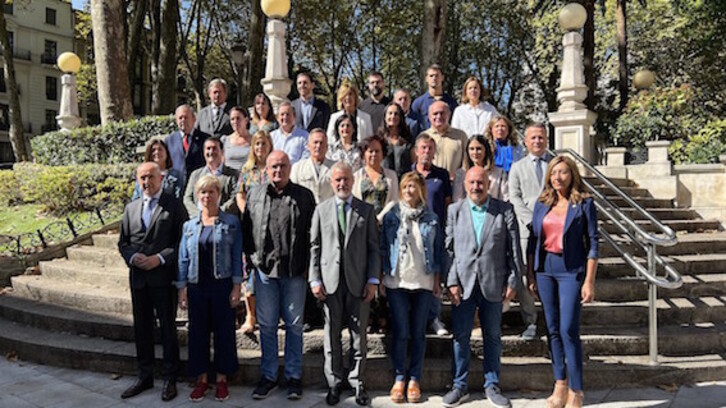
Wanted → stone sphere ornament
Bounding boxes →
[633,69,655,90]
[261,0,290,19]
[558,3,587,31]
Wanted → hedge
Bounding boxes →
[31,115,176,166]
[670,119,726,164]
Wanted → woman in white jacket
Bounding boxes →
[327,79,374,143]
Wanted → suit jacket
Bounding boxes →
[195,103,233,138]
[508,153,552,240]
[118,192,188,289]
[528,197,599,273]
[309,196,380,298]
[292,97,331,131]
[445,197,522,302]
[182,165,239,218]
[289,157,335,203]
[166,128,210,182]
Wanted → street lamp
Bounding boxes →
[56,52,82,131]
[555,3,588,112]
[260,0,292,113]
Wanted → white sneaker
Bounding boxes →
[521,324,537,341]
[430,318,449,336]
[501,300,511,313]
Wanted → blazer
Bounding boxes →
[292,97,331,131]
[290,157,335,204]
[445,197,523,302]
[182,165,239,218]
[352,167,399,223]
[118,192,188,289]
[309,196,380,297]
[195,103,233,138]
[166,128,210,182]
[508,153,553,240]
[528,197,599,273]
[326,109,374,144]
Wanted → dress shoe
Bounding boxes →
[121,378,153,399]
[326,385,341,405]
[161,380,177,401]
[355,385,370,406]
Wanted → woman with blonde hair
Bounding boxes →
[527,155,598,408]
[485,115,525,174]
[326,79,374,143]
[451,76,499,137]
[380,171,444,403]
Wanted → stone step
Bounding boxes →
[594,273,726,302]
[92,232,120,250]
[599,233,726,257]
[598,253,726,278]
[619,207,702,221]
[584,177,634,188]
[600,219,722,234]
[591,185,652,197]
[10,275,132,314]
[38,260,128,289]
[66,246,126,268]
[604,196,674,209]
[1,316,725,391]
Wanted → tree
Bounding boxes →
[151,0,180,114]
[421,0,447,88]
[91,0,133,124]
[0,2,28,161]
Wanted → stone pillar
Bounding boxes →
[260,18,292,113]
[598,146,628,179]
[56,73,81,131]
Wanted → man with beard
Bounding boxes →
[182,136,239,217]
[359,72,391,132]
[309,161,380,406]
[292,72,331,131]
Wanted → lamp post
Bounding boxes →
[260,0,292,113]
[56,52,82,131]
[548,3,598,163]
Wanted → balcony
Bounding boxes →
[0,48,31,61]
[41,53,57,65]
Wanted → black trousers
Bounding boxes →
[131,284,179,382]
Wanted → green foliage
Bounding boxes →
[31,115,176,165]
[0,170,19,206]
[670,119,726,165]
[611,85,709,151]
[11,163,136,215]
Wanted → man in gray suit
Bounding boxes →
[194,78,233,137]
[182,136,239,217]
[118,162,188,402]
[443,166,522,408]
[508,122,552,341]
[309,161,380,406]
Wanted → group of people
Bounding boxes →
[117,66,598,408]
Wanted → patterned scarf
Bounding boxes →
[397,201,426,262]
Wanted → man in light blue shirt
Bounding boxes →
[271,101,310,165]
[468,195,490,248]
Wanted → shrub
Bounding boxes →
[0,170,20,205]
[31,115,176,165]
[670,119,726,164]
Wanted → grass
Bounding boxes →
[0,204,80,236]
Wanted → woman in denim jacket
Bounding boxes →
[380,171,444,404]
[177,175,243,402]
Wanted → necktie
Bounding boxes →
[535,157,544,183]
[142,197,157,228]
[338,201,347,235]
[183,133,190,154]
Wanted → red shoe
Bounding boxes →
[189,381,209,402]
[215,380,230,401]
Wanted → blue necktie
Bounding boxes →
[142,197,157,228]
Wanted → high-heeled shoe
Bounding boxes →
[546,381,569,408]
[565,390,585,408]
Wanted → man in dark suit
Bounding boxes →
[166,104,210,183]
[309,161,380,406]
[195,78,233,137]
[118,162,189,402]
[292,72,331,132]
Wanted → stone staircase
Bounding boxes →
[1,176,726,391]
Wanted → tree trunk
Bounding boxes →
[127,0,147,101]
[583,0,597,111]
[0,5,28,161]
[152,0,179,114]
[420,0,447,90]
[91,0,133,124]
[617,0,628,111]
[243,0,265,109]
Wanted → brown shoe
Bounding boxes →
[390,381,405,403]
[407,380,421,403]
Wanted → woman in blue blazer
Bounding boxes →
[527,155,598,408]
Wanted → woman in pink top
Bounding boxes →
[526,156,599,408]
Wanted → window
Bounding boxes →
[7,32,13,51]
[0,104,9,131]
[46,76,58,101]
[42,40,57,64]
[0,69,5,93]
[45,8,56,25]
[4,3,12,15]
[43,110,58,132]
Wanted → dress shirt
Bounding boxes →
[468,196,490,248]
[450,102,499,137]
[131,189,165,265]
[300,96,314,129]
[271,127,310,164]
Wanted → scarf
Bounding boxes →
[494,139,514,172]
[396,201,426,264]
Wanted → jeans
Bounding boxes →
[537,252,585,391]
[387,288,432,382]
[428,295,442,323]
[451,285,502,391]
[254,270,307,381]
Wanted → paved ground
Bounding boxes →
[1,358,725,408]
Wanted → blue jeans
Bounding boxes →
[451,285,502,391]
[537,252,585,391]
[387,288,432,382]
[254,270,307,381]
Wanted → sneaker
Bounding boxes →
[430,318,449,336]
[252,377,278,399]
[521,324,537,341]
[287,378,303,400]
[215,380,229,401]
[485,384,511,408]
[189,381,209,402]
[442,387,469,407]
